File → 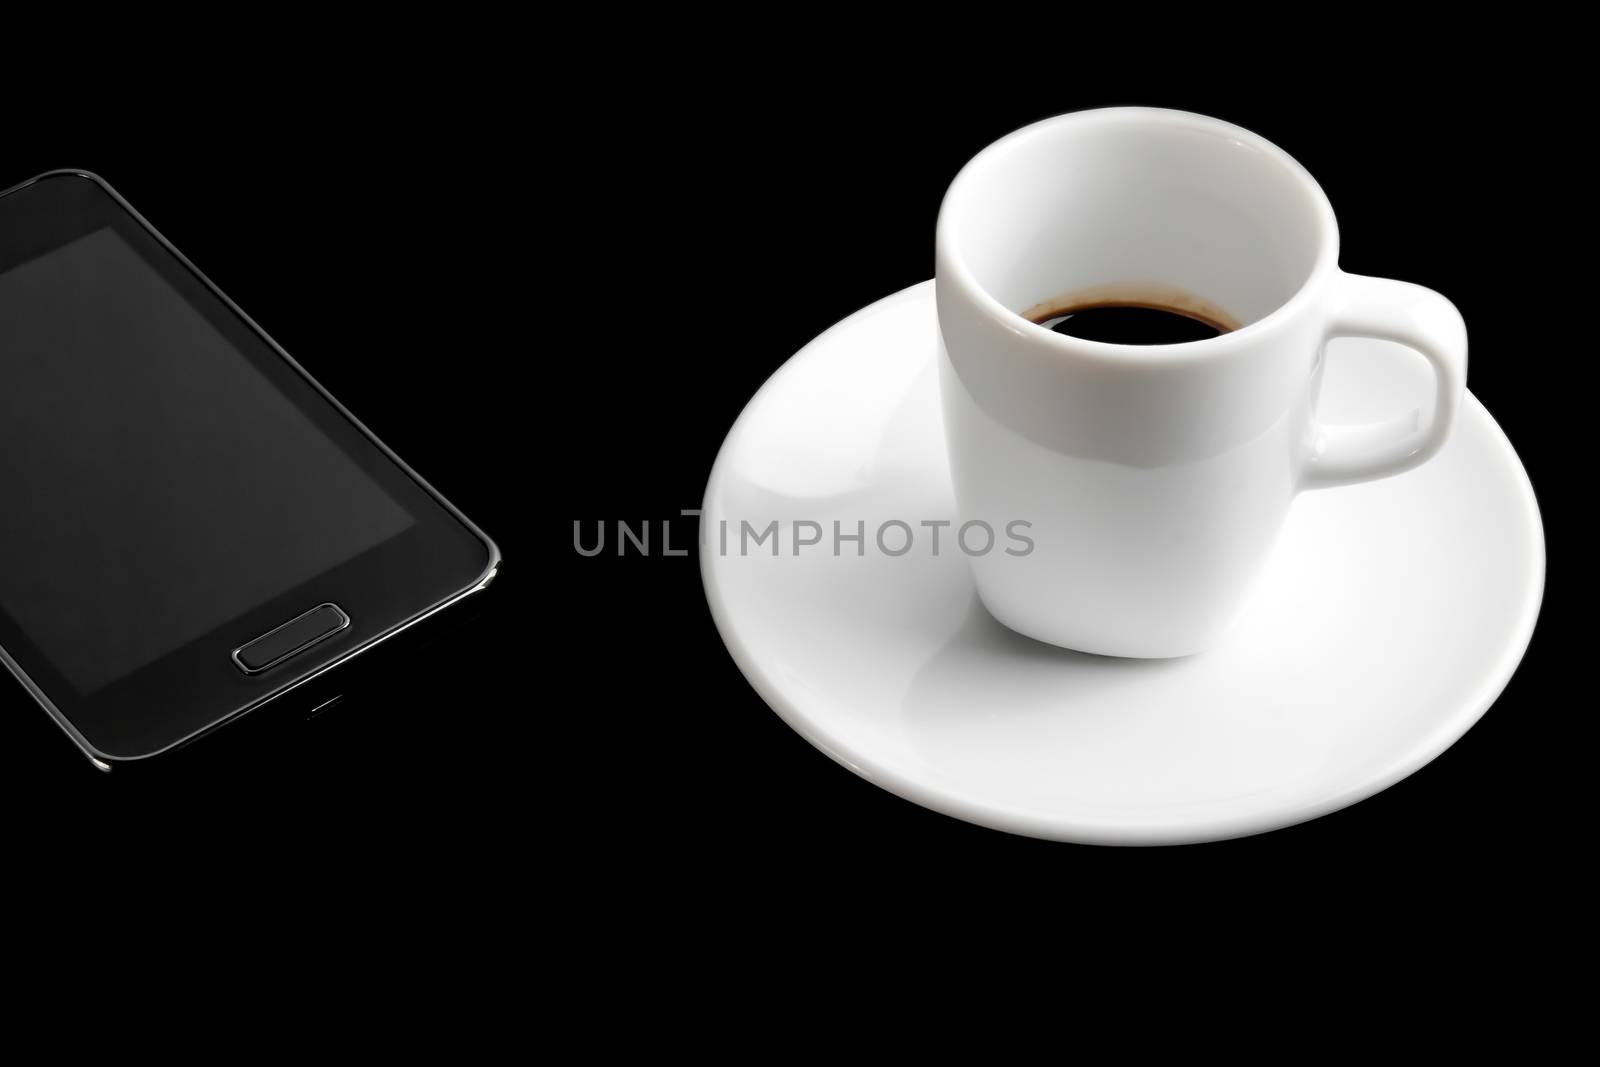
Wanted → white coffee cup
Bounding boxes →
[935,107,1466,657]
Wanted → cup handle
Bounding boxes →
[1301,271,1467,489]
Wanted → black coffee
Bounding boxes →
[1028,303,1231,344]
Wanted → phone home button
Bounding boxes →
[232,603,350,675]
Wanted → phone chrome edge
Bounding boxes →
[0,168,504,769]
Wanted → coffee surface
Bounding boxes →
[1027,302,1232,344]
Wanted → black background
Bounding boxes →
[1,52,1576,919]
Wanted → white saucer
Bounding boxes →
[701,282,1544,844]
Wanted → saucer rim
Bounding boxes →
[700,281,1546,845]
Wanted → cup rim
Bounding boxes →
[935,106,1341,362]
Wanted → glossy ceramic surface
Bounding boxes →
[701,283,1542,844]
[937,108,1467,656]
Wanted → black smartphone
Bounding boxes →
[0,171,499,769]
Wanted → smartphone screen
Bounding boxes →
[0,225,415,695]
